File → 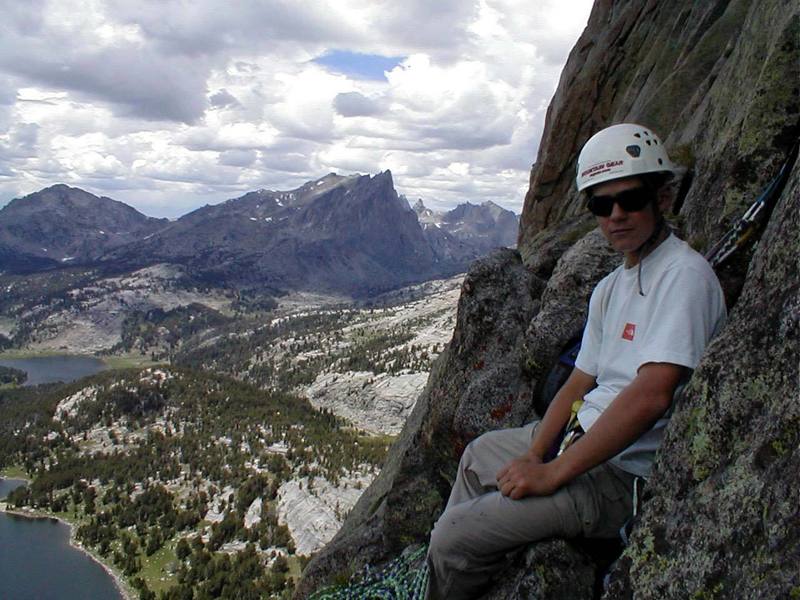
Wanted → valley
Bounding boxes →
[0,172,483,598]
[0,272,463,598]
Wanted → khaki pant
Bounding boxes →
[426,422,636,600]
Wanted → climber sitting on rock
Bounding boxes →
[426,123,727,600]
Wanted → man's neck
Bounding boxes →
[624,224,670,268]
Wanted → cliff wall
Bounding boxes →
[298,0,799,597]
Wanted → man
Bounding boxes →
[426,123,727,599]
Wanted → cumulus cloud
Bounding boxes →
[333,92,384,117]
[209,89,240,109]
[0,0,593,216]
[260,152,314,175]
[218,149,257,167]
[0,122,39,158]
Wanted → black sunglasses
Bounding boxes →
[586,187,656,217]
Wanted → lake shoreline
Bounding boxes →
[0,499,134,600]
[0,354,109,386]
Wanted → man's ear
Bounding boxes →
[656,185,673,214]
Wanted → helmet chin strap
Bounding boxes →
[635,213,667,296]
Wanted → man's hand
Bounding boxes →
[496,454,562,500]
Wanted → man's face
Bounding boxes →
[589,176,660,261]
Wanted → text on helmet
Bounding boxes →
[581,160,624,178]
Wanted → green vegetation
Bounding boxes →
[0,271,453,598]
[102,354,163,370]
[0,367,391,598]
[1,464,28,479]
[113,304,233,359]
[177,305,445,391]
[0,365,27,385]
[139,541,180,594]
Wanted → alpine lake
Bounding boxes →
[1,355,125,600]
[0,354,108,386]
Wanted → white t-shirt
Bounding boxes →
[574,233,726,478]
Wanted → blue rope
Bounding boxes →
[309,545,429,600]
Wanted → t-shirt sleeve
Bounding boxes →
[574,280,606,376]
[637,265,725,371]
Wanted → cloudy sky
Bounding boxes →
[0,0,593,218]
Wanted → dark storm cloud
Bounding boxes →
[0,122,39,159]
[260,151,313,174]
[108,0,356,55]
[0,0,357,124]
[0,43,210,123]
[370,0,477,54]
[413,120,512,150]
[0,80,17,106]
[1,0,47,35]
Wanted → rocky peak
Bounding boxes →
[97,170,474,296]
[0,184,167,270]
[289,172,360,207]
[5,184,141,219]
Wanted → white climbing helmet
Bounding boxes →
[576,123,675,192]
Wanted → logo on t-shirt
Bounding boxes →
[622,322,636,341]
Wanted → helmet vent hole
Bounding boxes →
[646,140,652,146]
[658,158,663,165]
[626,145,642,157]
[653,139,659,145]
[634,133,641,138]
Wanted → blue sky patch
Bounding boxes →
[313,50,404,80]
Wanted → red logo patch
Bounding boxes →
[622,323,636,341]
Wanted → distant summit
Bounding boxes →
[0,184,167,271]
[413,198,518,260]
[106,171,444,295]
[0,176,519,296]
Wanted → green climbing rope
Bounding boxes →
[309,545,430,600]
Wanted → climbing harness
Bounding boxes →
[556,399,585,457]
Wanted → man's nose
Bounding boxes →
[608,200,628,220]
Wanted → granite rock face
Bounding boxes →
[479,540,596,600]
[520,0,799,263]
[298,0,799,597]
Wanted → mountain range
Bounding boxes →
[0,173,518,296]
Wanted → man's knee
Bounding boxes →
[459,436,480,466]
[463,423,536,462]
[462,429,500,461]
[429,509,470,563]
